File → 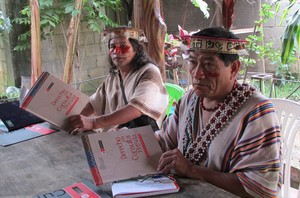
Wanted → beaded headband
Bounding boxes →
[102,27,147,42]
[183,36,248,55]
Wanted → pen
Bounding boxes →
[70,127,79,135]
[139,174,163,183]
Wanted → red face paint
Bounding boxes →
[109,45,130,55]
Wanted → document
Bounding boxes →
[20,71,89,131]
[112,175,180,198]
[81,126,163,185]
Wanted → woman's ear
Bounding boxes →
[230,60,241,80]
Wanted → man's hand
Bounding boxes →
[157,149,251,197]
[157,148,194,177]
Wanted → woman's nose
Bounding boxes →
[110,46,122,54]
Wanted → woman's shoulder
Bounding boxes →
[102,72,119,85]
[141,62,160,72]
[133,63,161,78]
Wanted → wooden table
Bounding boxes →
[0,130,238,198]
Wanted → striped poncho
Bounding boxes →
[156,85,282,198]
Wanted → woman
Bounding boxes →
[68,26,168,134]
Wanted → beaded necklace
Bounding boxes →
[183,83,256,164]
[199,97,220,112]
[199,81,238,112]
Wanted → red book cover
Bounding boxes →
[34,180,110,198]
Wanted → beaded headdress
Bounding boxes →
[182,35,248,55]
[102,27,147,42]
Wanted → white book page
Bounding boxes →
[112,175,179,198]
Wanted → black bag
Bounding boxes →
[118,74,159,131]
[118,115,159,131]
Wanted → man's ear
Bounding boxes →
[230,60,241,80]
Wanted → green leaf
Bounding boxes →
[275,2,281,12]
[12,0,124,51]
[71,10,81,17]
[65,4,75,14]
[281,9,300,64]
[49,20,56,27]
[278,0,297,25]
[190,0,210,18]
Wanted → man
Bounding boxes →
[155,27,281,198]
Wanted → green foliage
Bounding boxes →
[0,86,20,103]
[0,10,12,35]
[245,4,275,58]
[252,79,300,101]
[84,0,119,31]
[281,9,300,64]
[271,0,300,65]
[190,0,210,18]
[241,3,298,81]
[13,0,122,51]
[240,4,274,77]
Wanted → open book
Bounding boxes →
[20,72,90,131]
[82,126,164,185]
[82,125,180,197]
[111,175,180,198]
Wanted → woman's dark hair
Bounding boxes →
[108,38,153,74]
[192,27,240,66]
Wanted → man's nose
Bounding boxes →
[193,65,206,79]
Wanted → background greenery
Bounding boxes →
[13,0,122,51]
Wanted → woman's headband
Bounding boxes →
[102,27,147,42]
[182,35,248,55]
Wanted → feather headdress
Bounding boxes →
[102,27,147,42]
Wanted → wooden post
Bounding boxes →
[133,0,167,81]
[63,0,83,84]
[30,0,42,86]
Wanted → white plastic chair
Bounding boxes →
[270,98,300,198]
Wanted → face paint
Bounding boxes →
[109,45,131,55]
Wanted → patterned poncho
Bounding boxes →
[156,84,282,198]
[90,63,168,132]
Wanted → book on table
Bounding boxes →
[81,125,180,196]
[20,71,90,132]
[34,180,110,198]
[0,100,59,147]
[111,175,180,198]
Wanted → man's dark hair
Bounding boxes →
[108,38,153,74]
[192,27,240,66]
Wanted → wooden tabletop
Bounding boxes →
[0,129,238,198]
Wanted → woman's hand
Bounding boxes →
[157,148,194,177]
[68,115,96,135]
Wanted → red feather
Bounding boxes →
[178,25,188,38]
[222,0,236,30]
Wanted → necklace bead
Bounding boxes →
[184,83,256,164]
[200,97,221,112]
